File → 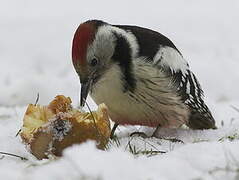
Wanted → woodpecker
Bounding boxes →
[72,20,216,135]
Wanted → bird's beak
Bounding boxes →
[80,80,91,107]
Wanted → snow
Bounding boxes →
[0,0,239,179]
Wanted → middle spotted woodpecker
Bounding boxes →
[72,20,216,136]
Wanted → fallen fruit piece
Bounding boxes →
[20,95,111,160]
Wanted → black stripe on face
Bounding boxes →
[112,32,136,93]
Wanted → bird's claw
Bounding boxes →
[130,131,149,138]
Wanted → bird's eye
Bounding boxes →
[90,58,98,67]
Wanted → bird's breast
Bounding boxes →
[90,63,189,128]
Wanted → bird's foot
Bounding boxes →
[151,125,184,144]
[158,137,184,143]
[130,131,149,138]
[130,131,184,143]
[130,125,161,138]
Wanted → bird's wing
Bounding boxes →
[154,47,216,128]
[118,26,204,107]
[117,25,214,112]
[152,48,215,128]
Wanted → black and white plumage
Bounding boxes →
[72,20,216,130]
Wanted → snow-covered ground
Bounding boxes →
[0,0,239,179]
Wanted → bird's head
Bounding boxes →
[72,20,116,107]
[72,20,138,107]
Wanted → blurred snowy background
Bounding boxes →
[0,0,239,179]
[1,0,239,107]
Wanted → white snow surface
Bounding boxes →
[1,0,239,179]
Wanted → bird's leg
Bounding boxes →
[110,123,119,139]
[151,124,161,137]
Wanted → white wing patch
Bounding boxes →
[153,46,189,75]
[186,80,191,95]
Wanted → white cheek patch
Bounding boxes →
[96,25,139,58]
[153,46,189,75]
[87,26,116,62]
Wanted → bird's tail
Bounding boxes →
[187,106,217,130]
